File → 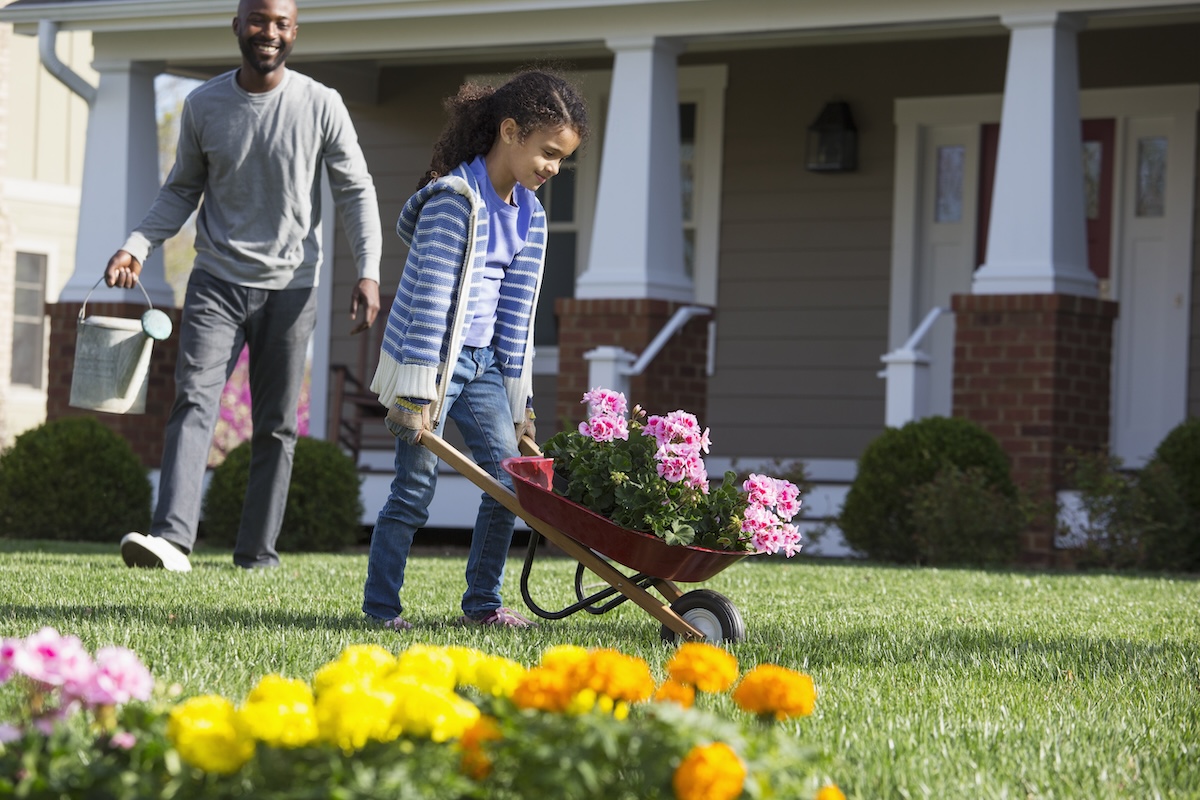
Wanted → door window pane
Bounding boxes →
[935,145,964,223]
[1136,137,1167,218]
[1082,140,1102,219]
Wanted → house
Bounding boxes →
[0,0,92,445]
[1,0,1196,565]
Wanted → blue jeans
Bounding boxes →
[363,345,519,620]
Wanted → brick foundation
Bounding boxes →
[554,298,711,427]
[951,293,1118,566]
[47,301,181,468]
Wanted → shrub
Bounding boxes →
[1152,416,1200,517]
[839,416,1017,563]
[1064,449,1198,572]
[201,436,364,552]
[0,416,151,541]
[909,466,1026,567]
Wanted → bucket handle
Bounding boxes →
[78,276,155,323]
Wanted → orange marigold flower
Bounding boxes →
[731,664,816,720]
[672,741,746,800]
[815,784,846,800]
[576,649,655,704]
[458,715,502,781]
[511,666,574,712]
[654,679,696,708]
[666,642,739,693]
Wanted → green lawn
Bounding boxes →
[1,539,1197,799]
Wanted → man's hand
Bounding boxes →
[385,399,430,445]
[350,278,381,335]
[515,407,537,444]
[104,251,143,289]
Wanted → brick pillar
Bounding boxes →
[554,298,711,429]
[951,293,1118,566]
[47,301,182,468]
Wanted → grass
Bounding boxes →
[2,538,1198,799]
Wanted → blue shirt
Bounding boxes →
[464,155,532,346]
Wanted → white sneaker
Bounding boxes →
[120,532,192,572]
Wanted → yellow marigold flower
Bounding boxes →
[471,655,526,698]
[577,649,655,704]
[238,674,318,748]
[667,642,738,693]
[312,644,396,696]
[654,679,696,708]
[539,644,589,673]
[396,644,457,691]
[816,784,847,800]
[459,715,502,780]
[511,666,574,712]
[731,664,816,720]
[389,677,481,742]
[443,645,485,686]
[167,695,255,775]
[315,680,399,753]
[672,741,747,800]
[567,687,598,715]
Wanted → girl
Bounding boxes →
[363,69,588,629]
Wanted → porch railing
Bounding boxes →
[583,305,713,398]
[878,306,951,428]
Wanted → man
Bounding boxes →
[108,0,382,571]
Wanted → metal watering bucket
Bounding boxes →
[69,277,173,415]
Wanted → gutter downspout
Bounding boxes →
[38,19,96,105]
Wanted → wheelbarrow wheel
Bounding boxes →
[660,589,746,643]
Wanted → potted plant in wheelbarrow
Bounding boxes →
[502,387,803,642]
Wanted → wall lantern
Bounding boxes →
[805,101,858,173]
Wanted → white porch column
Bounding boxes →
[66,60,173,306]
[576,36,692,301]
[973,13,1096,298]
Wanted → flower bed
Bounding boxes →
[0,628,842,799]
[542,388,803,555]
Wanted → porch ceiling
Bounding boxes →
[4,0,1200,70]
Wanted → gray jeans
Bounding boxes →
[153,269,317,567]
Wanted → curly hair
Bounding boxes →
[419,68,590,189]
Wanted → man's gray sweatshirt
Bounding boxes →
[122,68,381,290]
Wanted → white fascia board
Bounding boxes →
[8,0,1200,41]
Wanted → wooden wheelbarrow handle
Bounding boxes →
[419,431,702,639]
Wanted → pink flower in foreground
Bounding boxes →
[108,730,137,750]
[80,646,154,706]
[0,723,21,743]
[12,628,94,691]
[0,637,20,683]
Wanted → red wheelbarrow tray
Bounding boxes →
[501,456,753,583]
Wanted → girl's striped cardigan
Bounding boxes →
[370,161,546,426]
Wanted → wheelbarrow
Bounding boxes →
[420,431,751,642]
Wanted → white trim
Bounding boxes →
[2,178,82,207]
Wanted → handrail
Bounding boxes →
[622,305,711,376]
[900,306,948,353]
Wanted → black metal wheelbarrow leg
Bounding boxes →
[420,431,706,640]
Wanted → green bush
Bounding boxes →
[1065,443,1199,572]
[0,416,151,541]
[909,465,1027,567]
[1152,416,1200,517]
[839,416,1017,563]
[201,436,364,552]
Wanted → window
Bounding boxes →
[11,252,47,389]
[534,151,579,346]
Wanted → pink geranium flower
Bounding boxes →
[12,627,95,691]
[79,646,154,706]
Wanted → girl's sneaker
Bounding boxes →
[458,607,537,628]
